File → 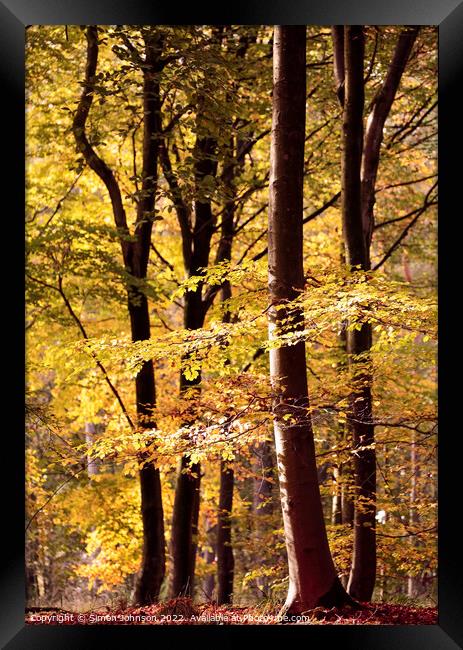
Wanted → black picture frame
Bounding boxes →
[3,1,461,647]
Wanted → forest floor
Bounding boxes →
[26,598,437,626]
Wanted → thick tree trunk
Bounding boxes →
[269,26,351,613]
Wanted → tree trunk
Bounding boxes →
[169,131,217,598]
[167,27,246,599]
[269,25,351,613]
[407,432,419,598]
[131,293,166,605]
[253,438,275,597]
[340,25,376,603]
[84,422,99,478]
[217,303,236,606]
[361,28,419,256]
[330,39,355,545]
[130,31,166,605]
[217,460,235,604]
[331,26,345,106]
[340,26,419,602]
[215,206,236,604]
[73,26,166,606]
[201,518,217,600]
[332,301,350,527]
[170,390,202,598]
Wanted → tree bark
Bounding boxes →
[269,25,352,613]
[331,31,355,540]
[253,438,274,597]
[169,127,218,599]
[340,25,376,603]
[73,26,166,605]
[169,30,244,594]
[407,431,419,598]
[201,518,217,600]
[340,26,418,602]
[217,460,235,604]
[210,146,238,603]
[361,27,419,259]
[331,26,345,106]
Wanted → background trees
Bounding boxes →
[25,24,437,610]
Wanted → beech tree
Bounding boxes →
[268,25,352,613]
[25,25,437,616]
[72,25,165,605]
[336,25,419,601]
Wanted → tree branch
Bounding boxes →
[372,186,437,271]
[72,26,131,262]
[27,272,134,429]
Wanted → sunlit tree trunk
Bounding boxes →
[268,25,352,613]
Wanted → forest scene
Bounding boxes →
[25,24,437,625]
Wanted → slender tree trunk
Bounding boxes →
[215,137,237,604]
[73,26,166,605]
[170,379,202,598]
[269,26,352,613]
[361,28,419,256]
[217,460,235,604]
[253,438,274,597]
[84,422,99,478]
[170,131,217,598]
[131,293,166,605]
[26,492,41,606]
[331,26,345,106]
[407,432,419,598]
[331,36,355,544]
[332,279,351,529]
[129,30,166,605]
[340,25,376,603]
[340,26,419,602]
[167,28,248,598]
[201,518,217,600]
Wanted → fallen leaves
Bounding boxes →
[25,598,437,626]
